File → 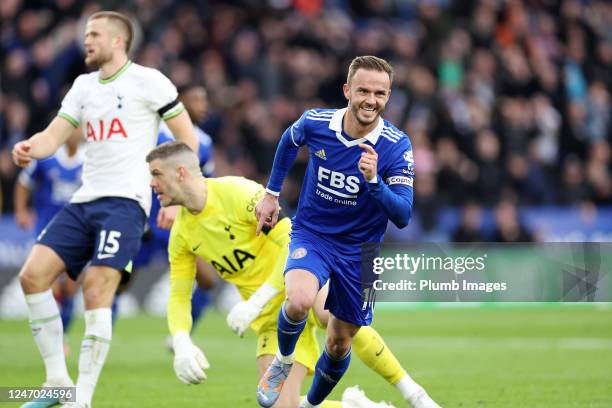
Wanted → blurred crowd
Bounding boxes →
[0,0,610,238]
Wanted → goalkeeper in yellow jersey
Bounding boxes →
[146,141,440,408]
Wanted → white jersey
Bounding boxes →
[58,60,184,215]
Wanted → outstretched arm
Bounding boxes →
[256,120,304,235]
[13,178,34,230]
[167,232,210,385]
[12,116,75,167]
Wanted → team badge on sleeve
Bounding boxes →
[291,247,307,259]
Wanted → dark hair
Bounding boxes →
[347,55,393,84]
[89,11,134,52]
[146,141,193,163]
[177,82,206,95]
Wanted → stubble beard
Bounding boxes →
[350,101,381,127]
[85,49,112,69]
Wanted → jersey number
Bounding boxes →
[97,230,121,259]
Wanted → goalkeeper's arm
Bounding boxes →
[167,253,210,384]
[226,282,279,337]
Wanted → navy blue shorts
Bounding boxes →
[284,229,378,326]
[37,197,146,281]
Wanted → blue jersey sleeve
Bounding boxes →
[18,160,41,189]
[365,138,414,228]
[198,131,214,177]
[266,110,309,194]
[157,130,174,146]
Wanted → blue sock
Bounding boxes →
[60,296,75,333]
[277,302,307,358]
[190,287,211,331]
[111,296,119,326]
[306,347,352,405]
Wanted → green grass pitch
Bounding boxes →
[1,306,611,407]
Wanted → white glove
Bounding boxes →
[172,332,210,385]
[227,300,262,337]
[226,283,279,337]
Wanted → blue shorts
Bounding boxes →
[284,229,378,326]
[37,197,146,281]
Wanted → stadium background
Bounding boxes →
[0,1,611,407]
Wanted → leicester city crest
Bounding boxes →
[291,247,307,259]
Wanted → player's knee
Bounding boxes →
[325,335,352,359]
[284,291,314,320]
[19,267,46,293]
[82,284,114,309]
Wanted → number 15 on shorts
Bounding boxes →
[97,229,121,260]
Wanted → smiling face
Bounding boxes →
[149,159,182,207]
[343,68,391,128]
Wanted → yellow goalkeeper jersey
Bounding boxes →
[167,176,290,335]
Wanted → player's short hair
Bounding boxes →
[146,141,194,164]
[88,11,133,53]
[177,82,206,95]
[347,56,394,84]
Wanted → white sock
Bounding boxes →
[395,374,425,401]
[76,308,112,406]
[276,350,295,365]
[300,398,320,408]
[25,289,72,384]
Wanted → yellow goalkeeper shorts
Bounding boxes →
[256,311,320,375]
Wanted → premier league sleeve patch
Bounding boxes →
[403,150,415,177]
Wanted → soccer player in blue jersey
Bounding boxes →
[256,56,438,408]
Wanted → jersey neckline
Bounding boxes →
[99,60,132,84]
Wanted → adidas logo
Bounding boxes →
[315,149,327,160]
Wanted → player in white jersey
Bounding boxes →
[12,11,197,408]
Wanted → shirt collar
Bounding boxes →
[328,107,385,147]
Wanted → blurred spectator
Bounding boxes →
[435,137,478,205]
[473,129,504,206]
[0,0,610,240]
[491,200,535,243]
[558,155,590,205]
[452,201,485,242]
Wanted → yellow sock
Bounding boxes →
[301,396,342,408]
[353,325,407,385]
[320,400,342,408]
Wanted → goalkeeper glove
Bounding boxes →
[172,332,210,384]
[227,283,279,337]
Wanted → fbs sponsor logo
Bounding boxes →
[291,247,307,259]
[315,149,327,160]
